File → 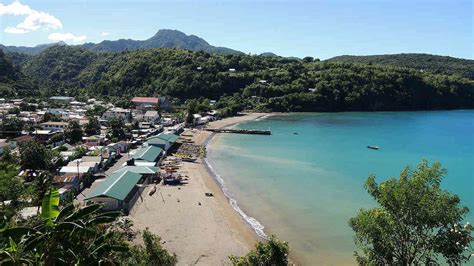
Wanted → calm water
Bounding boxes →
[207,110,474,265]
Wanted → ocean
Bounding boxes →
[206,110,474,265]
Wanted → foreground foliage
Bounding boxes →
[349,160,473,265]
[229,235,289,266]
[0,187,176,265]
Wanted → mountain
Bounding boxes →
[0,42,66,55]
[1,29,241,55]
[260,52,280,57]
[81,29,241,54]
[327,53,474,79]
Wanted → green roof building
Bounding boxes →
[147,137,169,150]
[156,132,179,143]
[114,166,159,175]
[132,146,164,162]
[85,171,145,211]
[147,132,179,151]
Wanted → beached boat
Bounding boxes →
[163,173,182,185]
[181,157,197,162]
[367,145,380,150]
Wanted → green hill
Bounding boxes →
[0,49,37,97]
[15,46,473,112]
[327,53,474,79]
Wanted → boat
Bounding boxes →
[367,145,380,150]
[181,157,197,162]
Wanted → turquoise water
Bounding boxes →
[207,110,474,265]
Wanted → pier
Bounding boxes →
[205,128,271,135]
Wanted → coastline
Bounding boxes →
[130,112,271,265]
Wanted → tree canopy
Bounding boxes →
[349,160,472,265]
[1,46,472,112]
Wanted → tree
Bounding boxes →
[18,140,51,170]
[229,235,289,266]
[0,162,26,216]
[42,112,62,122]
[0,118,24,138]
[64,120,83,144]
[349,160,472,265]
[84,117,101,136]
[108,118,126,141]
[85,105,107,117]
[70,146,87,161]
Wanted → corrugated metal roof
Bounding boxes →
[149,132,179,143]
[147,137,168,146]
[132,146,163,162]
[131,97,159,104]
[85,171,141,201]
[114,166,158,175]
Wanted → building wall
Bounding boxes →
[88,197,119,211]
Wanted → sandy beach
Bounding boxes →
[130,113,269,265]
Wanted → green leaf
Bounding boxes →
[64,204,102,222]
[55,204,75,222]
[41,187,60,226]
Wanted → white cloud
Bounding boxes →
[0,1,62,34]
[101,32,110,37]
[48,32,87,43]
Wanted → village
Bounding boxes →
[0,95,220,215]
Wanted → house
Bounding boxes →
[53,175,81,192]
[147,132,179,151]
[108,141,129,154]
[83,135,106,147]
[132,145,164,163]
[9,135,34,149]
[41,121,68,131]
[131,97,159,111]
[143,110,160,124]
[146,137,170,151]
[84,171,147,212]
[50,96,74,103]
[67,159,100,173]
[80,156,103,169]
[59,165,93,178]
[31,129,60,144]
[113,166,159,183]
[102,107,131,121]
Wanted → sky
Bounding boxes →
[0,0,472,59]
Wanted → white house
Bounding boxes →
[102,107,131,121]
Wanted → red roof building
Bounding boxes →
[131,97,159,104]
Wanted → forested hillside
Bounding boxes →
[0,50,38,97]
[3,46,474,112]
[328,53,474,79]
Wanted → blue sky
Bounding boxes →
[0,0,472,59]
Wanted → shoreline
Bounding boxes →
[129,112,273,265]
[203,113,272,240]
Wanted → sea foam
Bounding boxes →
[204,140,267,239]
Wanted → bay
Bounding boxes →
[207,110,474,265]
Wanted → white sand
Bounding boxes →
[130,113,269,265]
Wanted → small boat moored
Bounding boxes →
[367,145,380,150]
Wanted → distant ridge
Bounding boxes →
[0,41,66,55]
[0,29,242,55]
[327,53,474,79]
